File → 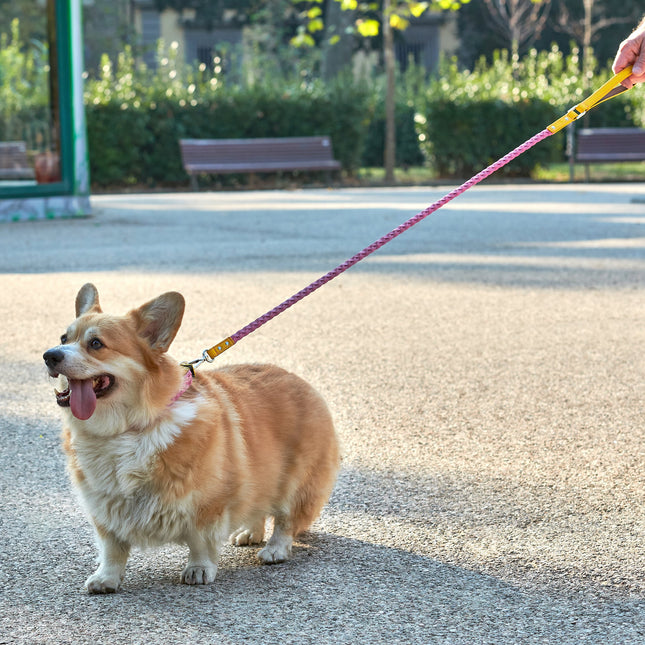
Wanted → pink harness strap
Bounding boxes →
[169,368,193,404]
[230,128,553,345]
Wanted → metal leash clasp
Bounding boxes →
[180,358,202,376]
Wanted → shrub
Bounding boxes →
[414,46,644,177]
[85,104,153,186]
[83,49,373,186]
[362,101,425,168]
[421,98,561,177]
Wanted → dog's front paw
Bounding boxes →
[85,570,121,594]
[181,563,218,585]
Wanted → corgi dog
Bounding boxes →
[43,283,340,594]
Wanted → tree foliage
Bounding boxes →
[289,0,469,47]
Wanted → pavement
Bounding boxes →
[1,183,645,644]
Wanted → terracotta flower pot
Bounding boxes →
[34,152,61,183]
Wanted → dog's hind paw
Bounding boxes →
[181,563,218,585]
[230,526,265,546]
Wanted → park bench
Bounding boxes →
[179,136,341,189]
[568,127,645,181]
[0,141,35,180]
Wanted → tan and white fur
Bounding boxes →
[43,284,340,593]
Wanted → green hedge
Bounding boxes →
[86,85,373,187]
[361,102,425,168]
[86,104,154,185]
[416,94,640,179]
[419,98,562,178]
[87,87,638,186]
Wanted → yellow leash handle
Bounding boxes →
[547,66,633,134]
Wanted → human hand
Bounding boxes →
[613,19,645,88]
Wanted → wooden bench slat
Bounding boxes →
[185,161,341,172]
[185,150,338,162]
[576,152,645,161]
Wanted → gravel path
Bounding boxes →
[1,184,644,643]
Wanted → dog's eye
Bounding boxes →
[89,338,104,350]
[60,334,68,344]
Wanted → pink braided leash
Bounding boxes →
[229,128,552,345]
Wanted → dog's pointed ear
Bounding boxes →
[130,292,185,352]
[76,283,102,317]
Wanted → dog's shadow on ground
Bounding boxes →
[120,527,444,602]
[4,457,644,642]
[86,530,643,644]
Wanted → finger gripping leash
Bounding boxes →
[182,66,634,372]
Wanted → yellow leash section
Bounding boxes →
[547,66,634,134]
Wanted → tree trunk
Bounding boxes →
[383,0,396,183]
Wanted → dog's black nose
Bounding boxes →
[43,348,64,369]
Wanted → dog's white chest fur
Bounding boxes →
[69,400,199,546]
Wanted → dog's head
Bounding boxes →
[44,283,185,430]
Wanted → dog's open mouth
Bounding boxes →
[56,375,115,420]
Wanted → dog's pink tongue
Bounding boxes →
[69,379,97,420]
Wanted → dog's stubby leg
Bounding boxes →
[181,533,219,585]
[85,531,130,594]
[257,520,293,564]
